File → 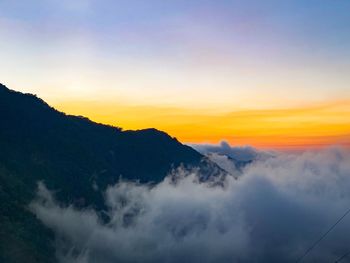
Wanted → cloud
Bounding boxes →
[191,141,274,176]
[203,152,241,176]
[30,147,350,263]
[191,141,272,162]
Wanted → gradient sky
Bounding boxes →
[1,0,349,148]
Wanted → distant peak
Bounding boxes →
[140,128,163,133]
[136,128,171,137]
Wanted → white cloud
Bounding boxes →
[30,147,350,263]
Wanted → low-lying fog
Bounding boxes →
[31,145,350,263]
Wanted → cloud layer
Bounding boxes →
[30,147,350,263]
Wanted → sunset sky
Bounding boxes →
[1,0,349,148]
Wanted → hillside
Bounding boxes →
[0,83,221,263]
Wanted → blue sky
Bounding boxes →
[0,0,349,109]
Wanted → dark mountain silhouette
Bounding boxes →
[0,83,222,263]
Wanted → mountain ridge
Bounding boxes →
[0,83,223,263]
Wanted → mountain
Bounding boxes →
[0,83,222,263]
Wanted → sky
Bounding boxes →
[0,0,349,148]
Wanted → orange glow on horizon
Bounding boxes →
[52,100,350,150]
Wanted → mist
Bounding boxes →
[30,147,350,263]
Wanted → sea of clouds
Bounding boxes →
[30,146,350,263]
